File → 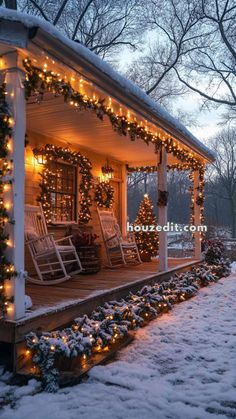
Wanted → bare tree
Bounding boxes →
[129,0,236,118]
[3,0,17,8]
[143,0,204,95]
[13,0,140,58]
[167,170,191,223]
[175,0,236,112]
[207,127,236,237]
[124,0,204,105]
[128,172,147,190]
[125,46,188,109]
[124,0,208,114]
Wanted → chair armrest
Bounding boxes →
[54,235,73,244]
[26,233,54,245]
[105,234,118,243]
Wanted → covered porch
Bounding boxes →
[0,11,215,337]
[22,77,203,317]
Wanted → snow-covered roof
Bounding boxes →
[0,7,215,162]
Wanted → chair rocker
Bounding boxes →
[97,208,142,268]
[25,204,82,285]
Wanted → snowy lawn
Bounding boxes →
[0,274,236,419]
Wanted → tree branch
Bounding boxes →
[72,0,94,41]
[28,0,49,21]
[174,68,236,106]
[53,0,69,25]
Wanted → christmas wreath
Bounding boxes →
[95,182,114,208]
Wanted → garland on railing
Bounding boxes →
[25,254,230,392]
[33,144,93,224]
[94,181,114,208]
[126,162,200,173]
[23,59,203,171]
[0,83,16,316]
[127,165,158,173]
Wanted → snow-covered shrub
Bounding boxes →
[204,239,231,278]
[204,239,226,264]
[25,260,231,392]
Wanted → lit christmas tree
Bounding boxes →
[134,194,159,261]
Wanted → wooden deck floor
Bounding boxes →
[26,258,196,312]
[0,258,199,346]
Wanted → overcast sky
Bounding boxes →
[175,95,221,142]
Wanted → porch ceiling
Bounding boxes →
[26,94,177,165]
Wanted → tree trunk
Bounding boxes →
[5,0,17,9]
[144,174,147,194]
[229,198,236,238]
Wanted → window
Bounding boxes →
[47,161,77,222]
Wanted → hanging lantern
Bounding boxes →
[33,148,46,165]
[101,160,114,182]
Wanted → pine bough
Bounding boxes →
[25,260,230,392]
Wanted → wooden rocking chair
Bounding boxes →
[97,208,141,267]
[25,204,82,284]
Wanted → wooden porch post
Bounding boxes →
[193,170,202,260]
[121,164,127,236]
[158,147,168,271]
[3,51,26,320]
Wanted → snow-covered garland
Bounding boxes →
[25,258,230,392]
[126,163,196,173]
[23,59,203,171]
[189,167,205,231]
[33,144,93,224]
[0,83,16,316]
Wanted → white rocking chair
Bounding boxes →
[97,208,141,267]
[25,204,82,285]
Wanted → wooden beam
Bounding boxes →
[193,170,202,259]
[3,51,26,320]
[158,147,168,271]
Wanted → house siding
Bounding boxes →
[24,130,123,274]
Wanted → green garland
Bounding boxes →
[23,59,203,170]
[25,258,230,392]
[126,164,158,173]
[127,162,197,173]
[189,167,205,228]
[33,144,93,224]
[95,181,114,208]
[0,83,15,316]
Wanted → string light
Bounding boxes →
[23,59,204,170]
[0,82,16,316]
[24,256,230,392]
[33,144,93,224]
[134,194,159,261]
[189,167,205,240]
[126,161,205,174]
[95,182,114,208]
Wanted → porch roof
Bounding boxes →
[0,8,215,164]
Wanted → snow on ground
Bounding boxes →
[231,262,236,274]
[1,274,236,419]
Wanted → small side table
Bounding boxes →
[76,244,101,274]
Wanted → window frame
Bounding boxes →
[47,159,77,223]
